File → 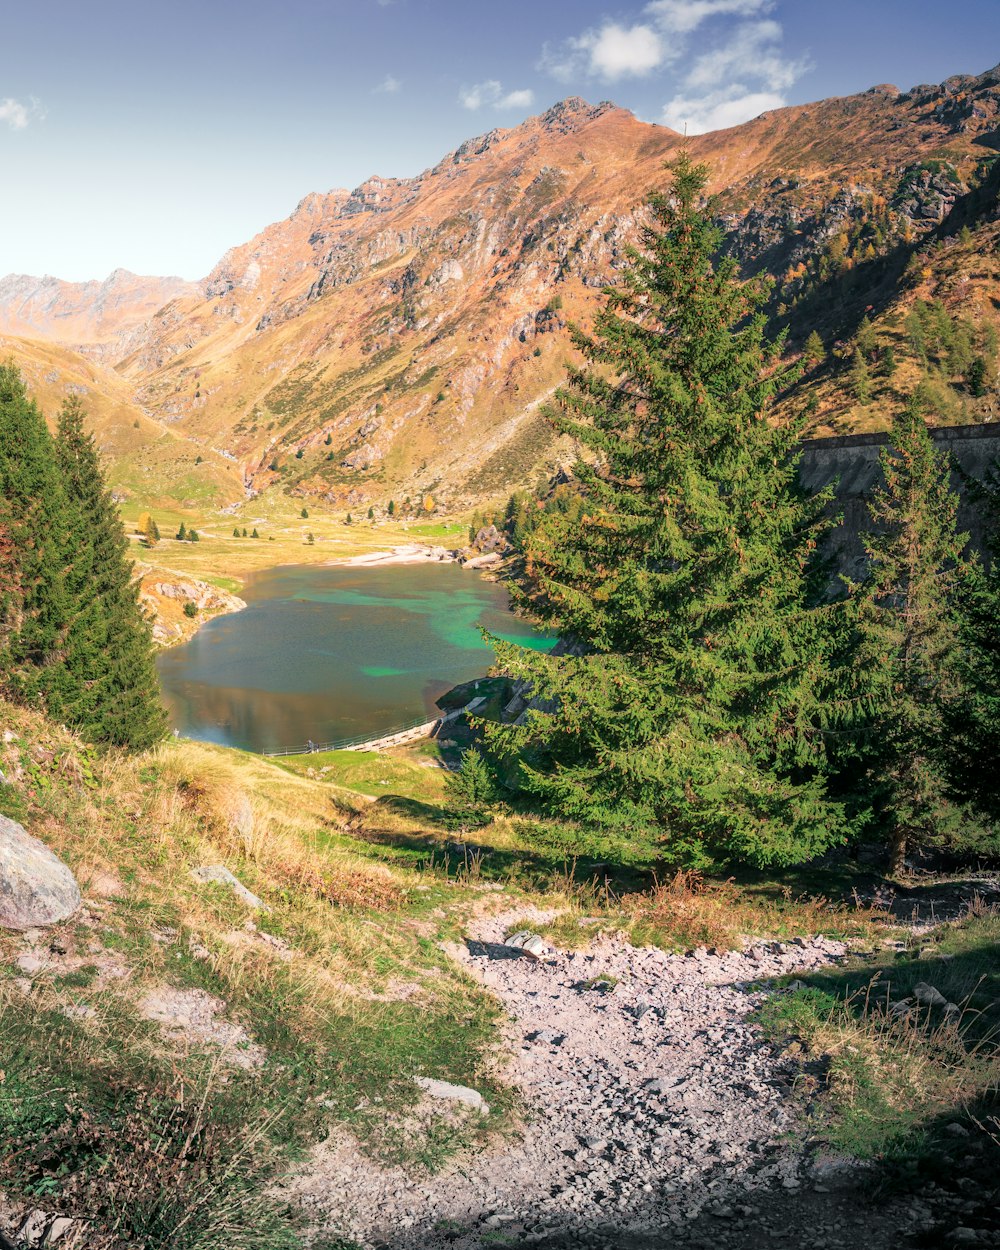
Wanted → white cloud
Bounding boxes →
[661,16,810,133]
[661,87,784,133]
[541,22,665,82]
[459,81,535,111]
[645,0,772,36]
[581,22,665,81]
[539,0,774,82]
[374,74,401,94]
[539,0,806,127]
[0,97,41,131]
[500,87,535,109]
[684,19,806,92]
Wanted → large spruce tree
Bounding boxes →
[487,155,845,868]
[0,366,165,751]
[55,394,166,750]
[850,399,970,869]
[944,465,1000,821]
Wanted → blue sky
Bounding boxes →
[2,0,997,282]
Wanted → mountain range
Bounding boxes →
[3,64,1000,514]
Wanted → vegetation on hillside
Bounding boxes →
[0,367,164,750]
[481,158,1000,875]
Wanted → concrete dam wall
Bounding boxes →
[799,422,1000,582]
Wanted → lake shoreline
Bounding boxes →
[329,543,459,568]
[149,542,463,648]
[156,559,536,754]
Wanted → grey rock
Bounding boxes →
[529,1028,564,1045]
[506,931,549,959]
[913,982,948,1008]
[190,864,268,910]
[17,1209,49,1247]
[44,1217,81,1246]
[0,814,81,931]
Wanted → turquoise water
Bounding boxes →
[156,562,552,754]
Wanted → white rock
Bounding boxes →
[413,1076,488,1112]
[190,864,268,910]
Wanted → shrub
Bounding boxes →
[444,748,500,828]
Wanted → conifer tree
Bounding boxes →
[55,394,166,750]
[856,315,877,360]
[849,399,969,868]
[944,466,1000,819]
[851,348,872,405]
[0,363,72,706]
[803,330,825,367]
[485,155,845,868]
[177,522,188,540]
[0,510,23,662]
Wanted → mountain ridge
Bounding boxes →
[2,66,999,512]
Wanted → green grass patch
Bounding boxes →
[756,910,1000,1163]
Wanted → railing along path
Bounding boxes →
[263,713,444,758]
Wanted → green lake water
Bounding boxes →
[156,562,552,754]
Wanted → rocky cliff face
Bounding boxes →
[3,67,1000,510]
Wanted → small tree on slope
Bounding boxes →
[850,398,970,870]
[485,155,845,869]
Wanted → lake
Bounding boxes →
[156,561,551,754]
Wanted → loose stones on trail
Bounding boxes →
[140,986,267,1069]
[0,814,81,931]
[289,911,923,1249]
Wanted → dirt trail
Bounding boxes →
[289,907,929,1249]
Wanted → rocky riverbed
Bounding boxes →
[288,907,945,1250]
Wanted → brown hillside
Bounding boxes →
[3,67,1000,511]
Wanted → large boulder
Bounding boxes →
[0,813,81,930]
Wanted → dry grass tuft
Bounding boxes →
[620,870,882,951]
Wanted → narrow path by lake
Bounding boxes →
[156,562,551,754]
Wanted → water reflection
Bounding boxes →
[156,562,551,753]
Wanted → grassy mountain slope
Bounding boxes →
[2,68,1000,516]
[2,696,998,1247]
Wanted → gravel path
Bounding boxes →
[290,907,925,1249]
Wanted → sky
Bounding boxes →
[2,0,998,282]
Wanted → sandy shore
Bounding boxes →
[330,543,458,567]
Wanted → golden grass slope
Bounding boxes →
[4,70,1000,514]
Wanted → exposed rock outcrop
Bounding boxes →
[0,814,81,931]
